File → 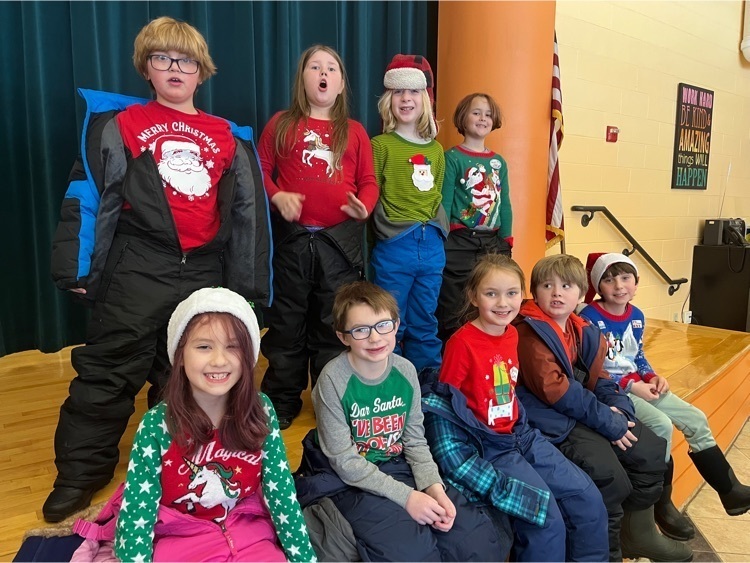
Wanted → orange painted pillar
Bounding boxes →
[436,1,556,280]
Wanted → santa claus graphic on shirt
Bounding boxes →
[409,154,435,192]
[152,136,213,200]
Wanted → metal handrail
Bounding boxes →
[571,205,688,296]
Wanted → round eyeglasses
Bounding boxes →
[341,319,397,340]
[148,54,200,75]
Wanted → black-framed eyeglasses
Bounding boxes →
[341,319,397,340]
[148,54,200,75]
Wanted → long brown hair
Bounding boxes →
[164,312,267,454]
[458,254,526,324]
[274,45,350,173]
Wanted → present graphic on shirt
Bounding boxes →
[302,129,334,177]
[488,360,515,424]
[409,154,435,191]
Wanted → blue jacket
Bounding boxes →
[50,89,272,307]
[514,306,635,443]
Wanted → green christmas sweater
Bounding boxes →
[370,132,447,240]
[114,395,316,562]
[442,146,512,237]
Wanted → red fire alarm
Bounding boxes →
[606,126,619,143]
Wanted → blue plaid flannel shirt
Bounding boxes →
[422,393,550,527]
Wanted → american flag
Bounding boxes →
[546,33,565,249]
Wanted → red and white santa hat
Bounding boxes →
[383,54,438,138]
[150,135,200,158]
[409,154,431,167]
[585,252,638,303]
[460,166,485,187]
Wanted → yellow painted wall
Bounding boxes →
[554,1,750,321]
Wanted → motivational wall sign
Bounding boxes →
[671,83,713,190]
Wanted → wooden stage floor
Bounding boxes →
[1,319,749,559]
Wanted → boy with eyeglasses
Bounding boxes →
[45,16,271,522]
[303,281,505,560]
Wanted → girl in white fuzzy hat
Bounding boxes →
[114,287,316,562]
[370,54,448,374]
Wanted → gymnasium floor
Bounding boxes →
[1,337,749,560]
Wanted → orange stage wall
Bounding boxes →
[436,1,556,280]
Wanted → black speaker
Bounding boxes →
[690,245,750,332]
[702,218,747,246]
[703,219,724,245]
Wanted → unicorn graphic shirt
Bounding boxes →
[160,434,262,523]
[115,397,316,562]
[257,112,379,228]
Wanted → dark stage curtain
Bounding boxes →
[0,1,438,356]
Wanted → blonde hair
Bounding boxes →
[332,281,399,333]
[453,93,503,136]
[274,45,350,174]
[133,16,216,83]
[530,255,588,300]
[377,89,435,140]
[459,254,525,323]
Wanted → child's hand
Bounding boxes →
[610,407,638,450]
[340,192,369,220]
[271,191,305,222]
[630,380,659,401]
[69,288,87,294]
[650,375,670,394]
[405,489,448,527]
[424,483,456,532]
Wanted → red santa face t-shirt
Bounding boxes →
[116,101,236,251]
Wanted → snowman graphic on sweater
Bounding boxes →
[410,154,435,192]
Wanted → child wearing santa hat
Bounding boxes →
[437,92,513,343]
[370,54,447,373]
[580,252,750,541]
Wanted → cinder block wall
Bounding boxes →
[553,1,750,321]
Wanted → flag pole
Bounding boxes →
[546,32,565,254]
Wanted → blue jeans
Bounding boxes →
[371,225,445,372]
[630,391,715,461]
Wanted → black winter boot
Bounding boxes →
[620,506,693,562]
[654,457,696,540]
[690,445,750,516]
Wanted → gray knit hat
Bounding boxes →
[167,287,260,364]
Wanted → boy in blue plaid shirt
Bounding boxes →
[422,255,608,561]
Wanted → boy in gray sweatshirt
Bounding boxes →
[311,281,505,561]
